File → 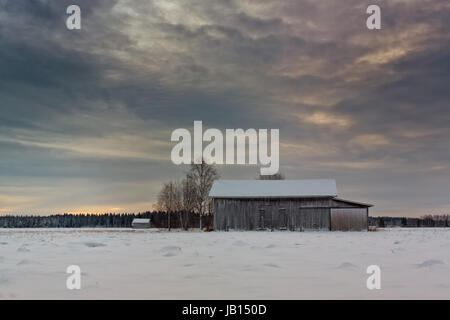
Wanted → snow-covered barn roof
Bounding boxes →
[209,179,338,198]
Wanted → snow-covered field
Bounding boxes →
[0,228,449,299]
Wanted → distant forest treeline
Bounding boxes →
[369,215,450,228]
[0,211,212,229]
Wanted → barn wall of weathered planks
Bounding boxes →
[213,197,369,231]
[330,208,368,231]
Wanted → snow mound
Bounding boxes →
[233,240,247,247]
[416,259,444,268]
[336,262,356,269]
[263,263,280,268]
[17,245,30,252]
[160,245,182,257]
[84,242,106,248]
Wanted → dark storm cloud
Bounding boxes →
[0,0,132,134]
[0,0,449,215]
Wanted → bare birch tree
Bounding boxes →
[188,159,219,230]
[181,175,196,230]
[156,181,182,231]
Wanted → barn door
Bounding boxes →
[297,208,330,231]
[257,208,265,230]
[278,208,287,230]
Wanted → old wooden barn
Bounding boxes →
[209,180,372,231]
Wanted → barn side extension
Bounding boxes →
[209,180,372,232]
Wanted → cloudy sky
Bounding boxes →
[0,0,449,216]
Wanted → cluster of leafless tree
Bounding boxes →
[420,214,450,227]
[155,159,219,230]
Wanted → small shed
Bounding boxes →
[209,179,373,232]
[132,218,151,229]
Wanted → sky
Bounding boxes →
[0,0,449,217]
